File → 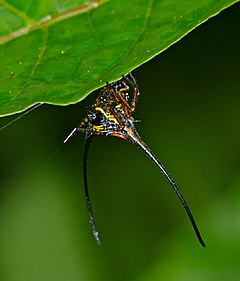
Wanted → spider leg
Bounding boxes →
[123,73,140,113]
[111,85,133,118]
[109,106,124,128]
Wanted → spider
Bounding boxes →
[64,73,205,247]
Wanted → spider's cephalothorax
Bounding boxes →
[64,73,205,247]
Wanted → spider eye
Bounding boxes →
[91,111,104,126]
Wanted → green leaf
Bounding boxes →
[0,0,239,117]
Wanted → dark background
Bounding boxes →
[0,2,240,281]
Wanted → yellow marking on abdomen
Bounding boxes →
[93,125,104,132]
[95,106,116,122]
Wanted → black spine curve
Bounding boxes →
[83,135,101,245]
[127,130,206,247]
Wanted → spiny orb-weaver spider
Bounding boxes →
[64,73,205,247]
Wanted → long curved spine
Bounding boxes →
[83,135,101,245]
[125,129,205,247]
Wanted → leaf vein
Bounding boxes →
[13,27,49,101]
[70,11,102,78]
[100,0,154,80]
[0,0,33,25]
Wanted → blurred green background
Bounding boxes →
[0,2,240,281]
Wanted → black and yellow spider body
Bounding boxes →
[67,74,139,141]
[64,73,205,247]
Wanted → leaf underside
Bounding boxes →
[0,0,239,116]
